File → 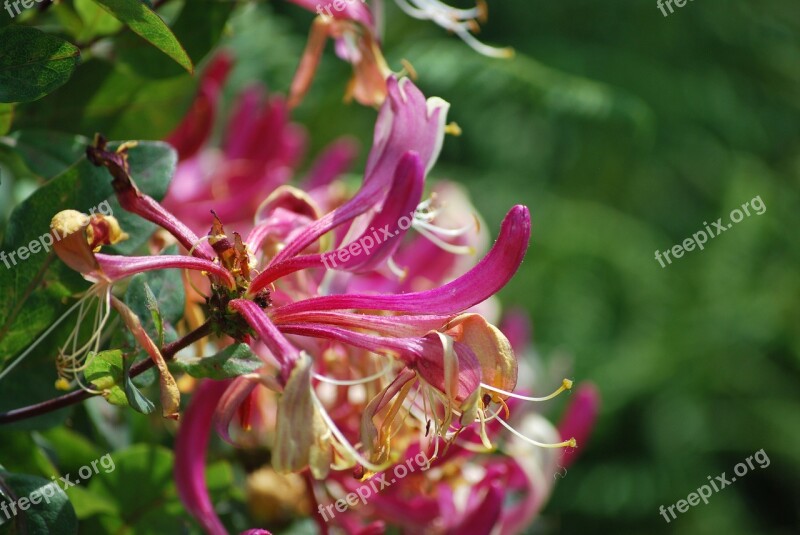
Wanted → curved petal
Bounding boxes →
[229,299,301,382]
[277,323,480,401]
[95,253,236,289]
[248,151,424,291]
[273,205,530,315]
[167,53,233,160]
[214,375,260,444]
[175,379,231,535]
[270,78,449,265]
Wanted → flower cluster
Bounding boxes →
[41,1,598,533]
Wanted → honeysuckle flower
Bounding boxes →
[287,0,393,107]
[287,0,512,108]
[62,76,582,534]
[389,0,513,58]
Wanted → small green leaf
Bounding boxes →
[124,250,184,346]
[0,104,12,136]
[90,0,193,73]
[122,352,155,415]
[84,350,128,407]
[116,0,235,79]
[142,283,164,347]
[174,343,263,380]
[0,472,78,535]
[0,26,81,103]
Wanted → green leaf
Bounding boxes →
[0,432,58,477]
[0,472,78,535]
[13,60,197,139]
[174,343,263,380]
[124,247,184,340]
[0,104,12,136]
[84,350,128,407]
[121,351,155,415]
[38,428,102,475]
[143,283,164,347]
[4,130,90,179]
[90,0,193,73]
[86,445,185,533]
[117,0,236,79]
[0,141,176,366]
[0,26,81,103]
[74,0,124,42]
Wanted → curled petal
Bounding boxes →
[214,375,259,444]
[275,205,530,315]
[175,380,231,535]
[51,210,128,278]
[95,253,236,289]
[444,313,518,397]
[273,310,452,338]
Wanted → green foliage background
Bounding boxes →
[1,0,798,533]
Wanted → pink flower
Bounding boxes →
[69,76,581,534]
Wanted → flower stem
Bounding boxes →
[0,321,213,425]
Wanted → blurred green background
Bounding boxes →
[2,0,799,533]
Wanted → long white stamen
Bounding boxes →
[414,218,477,238]
[481,378,573,402]
[0,294,90,383]
[414,225,475,255]
[309,387,388,473]
[313,359,394,386]
[496,415,577,449]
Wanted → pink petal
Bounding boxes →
[269,78,449,265]
[273,205,530,315]
[229,299,301,381]
[167,54,233,160]
[95,253,235,288]
[558,383,600,468]
[175,380,231,535]
[214,375,259,444]
[248,151,424,290]
[303,137,359,190]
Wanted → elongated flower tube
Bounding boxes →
[175,380,231,535]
